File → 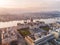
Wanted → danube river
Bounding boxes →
[0,17,60,28]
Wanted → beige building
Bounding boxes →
[25,36,35,45]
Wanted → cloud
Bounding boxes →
[0,0,60,11]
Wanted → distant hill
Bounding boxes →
[0,11,60,22]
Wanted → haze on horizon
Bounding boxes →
[0,0,60,13]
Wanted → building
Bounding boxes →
[0,30,2,45]
[17,23,29,29]
[25,35,35,45]
[0,27,18,45]
[0,22,26,45]
[25,31,60,45]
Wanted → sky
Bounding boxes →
[0,0,60,12]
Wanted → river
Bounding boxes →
[0,17,60,28]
